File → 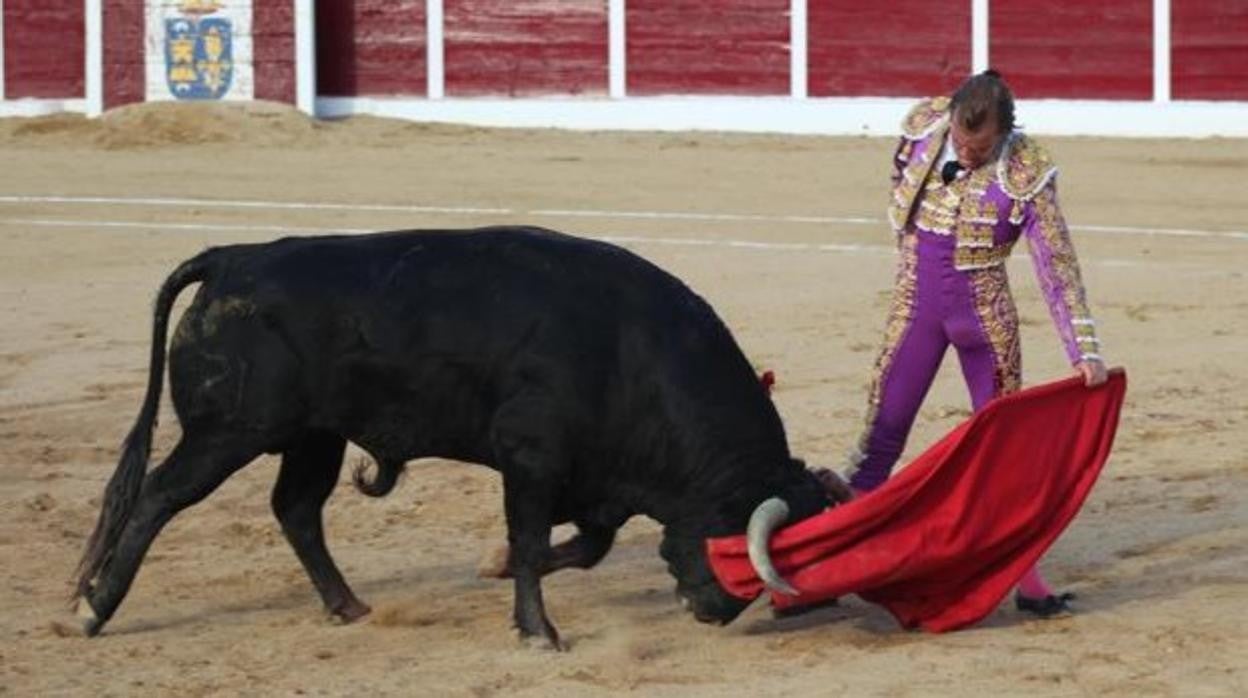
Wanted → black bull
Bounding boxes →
[73,226,831,648]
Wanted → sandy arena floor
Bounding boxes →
[1,102,1245,696]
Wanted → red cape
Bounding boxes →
[707,369,1126,632]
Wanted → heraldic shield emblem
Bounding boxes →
[165,7,234,100]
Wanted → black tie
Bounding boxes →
[941,161,965,184]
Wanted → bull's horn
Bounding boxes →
[746,497,798,596]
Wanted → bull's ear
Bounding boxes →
[790,457,807,470]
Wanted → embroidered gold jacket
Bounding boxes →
[886,97,1101,365]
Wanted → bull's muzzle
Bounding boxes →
[746,497,798,596]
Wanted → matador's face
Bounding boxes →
[950,115,1004,170]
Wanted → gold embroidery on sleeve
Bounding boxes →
[1026,184,1100,361]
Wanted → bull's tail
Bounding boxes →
[73,248,225,598]
[352,457,406,497]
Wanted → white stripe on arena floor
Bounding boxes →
[1,194,1246,241]
[2,217,1240,278]
[0,216,891,255]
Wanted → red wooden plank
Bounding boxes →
[445,0,607,97]
[315,0,426,96]
[3,0,85,98]
[103,0,144,109]
[627,0,789,96]
[808,1,970,97]
[254,2,295,103]
[1172,0,1248,100]
[990,0,1152,100]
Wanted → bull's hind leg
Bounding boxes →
[271,430,369,623]
[79,433,261,635]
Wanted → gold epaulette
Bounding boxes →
[900,96,950,140]
[997,133,1058,201]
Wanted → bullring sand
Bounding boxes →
[1,103,1245,696]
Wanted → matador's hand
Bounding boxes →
[1076,359,1108,387]
[810,467,855,504]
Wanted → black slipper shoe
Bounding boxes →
[1015,591,1076,618]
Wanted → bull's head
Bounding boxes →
[660,530,751,624]
[661,461,834,624]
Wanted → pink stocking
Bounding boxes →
[1017,565,1054,599]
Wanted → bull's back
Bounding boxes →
[227,227,691,358]
[170,227,734,461]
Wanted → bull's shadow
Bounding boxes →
[94,554,492,637]
[95,520,681,638]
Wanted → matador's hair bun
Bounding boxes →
[951,69,1015,134]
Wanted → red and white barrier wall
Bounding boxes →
[2,0,1246,136]
[1,0,313,114]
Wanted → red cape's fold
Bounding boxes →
[707,369,1126,633]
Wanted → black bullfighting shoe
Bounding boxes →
[1014,591,1076,618]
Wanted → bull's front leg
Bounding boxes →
[477,522,617,580]
[501,469,563,650]
[491,395,578,650]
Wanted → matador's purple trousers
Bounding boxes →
[848,228,1019,492]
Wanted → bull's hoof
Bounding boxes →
[50,597,101,638]
[476,544,512,579]
[517,628,566,652]
[329,599,372,624]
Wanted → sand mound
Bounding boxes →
[0,100,327,150]
[96,100,325,149]
[5,112,95,139]
[0,100,552,152]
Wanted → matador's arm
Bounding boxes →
[1021,180,1102,365]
